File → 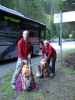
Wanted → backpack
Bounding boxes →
[16,64,37,92]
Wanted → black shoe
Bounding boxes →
[27,86,32,91]
[39,75,43,79]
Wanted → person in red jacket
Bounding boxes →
[40,40,57,77]
[11,30,32,89]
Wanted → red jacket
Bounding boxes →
[42,44,56,58]
[17,38,31,59]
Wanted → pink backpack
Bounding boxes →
[15,68,38,92]
[16,73,22,92]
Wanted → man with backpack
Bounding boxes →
[11,30,32,89]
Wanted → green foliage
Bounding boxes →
[0,0,64,39]
[0,72,16,100]
[42,0,63,39]
[0,0,16,8]
[58,0,64,11]
[0,0,46,23]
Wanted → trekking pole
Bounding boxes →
[28,58,32,70]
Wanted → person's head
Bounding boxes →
[40,40,44,49]
[40,40,44,46]
[44,40,49,47]
[22,30,29,41]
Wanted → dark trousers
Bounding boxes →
[47,53,56,74]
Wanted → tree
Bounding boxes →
[0,0,64,39]
[0,0,47,23]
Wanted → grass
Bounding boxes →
[0,71,45,100]
[62,48,75,75]
[73,96,75,100]
[62,66,75,76]
[63,48,75,57]
[0,72,16,100]
[17,92,45,100]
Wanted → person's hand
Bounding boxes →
[44,55,48,61]
[22,59,27,64]
[28,54,31,60]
